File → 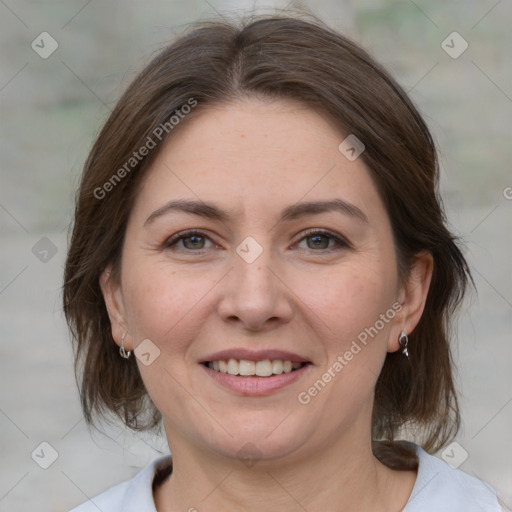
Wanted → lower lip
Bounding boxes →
[201,364,311,396]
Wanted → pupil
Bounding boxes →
[309,235,328,249]
[185,235,204,249]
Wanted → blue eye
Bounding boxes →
[163,230,214,251]
[294,229,351,252]
[163,229,351,253]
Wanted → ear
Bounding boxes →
[99,266,131,351]
[388,251,434,353]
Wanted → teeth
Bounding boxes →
[239,360,255,376]
[271,360,283,374]
[207,358,305,377]
[255,360,272,377]
[227,358,238,375]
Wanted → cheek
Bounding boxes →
[297,265,395,420]
[308,258,396,343]
[121,256,217,353]
[121,259,215,425]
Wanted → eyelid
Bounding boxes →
[162,228,352,253]
[291,228,352,251]
[162,229,219,249]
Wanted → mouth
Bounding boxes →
[199,350,312,396]
[202,359,310,377]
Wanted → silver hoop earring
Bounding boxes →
[398,331,409,358]
[119,331,131,359]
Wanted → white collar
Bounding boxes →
[72,442,501,511]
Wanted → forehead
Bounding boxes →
[131,98,387,226]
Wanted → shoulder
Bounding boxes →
[68,455,172,512]
[403,442,503,511]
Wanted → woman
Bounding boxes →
[63,13,503,511]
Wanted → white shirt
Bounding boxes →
[69,443,503,511]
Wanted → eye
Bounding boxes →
[293,229,351,252]
[163,230,216,251]
[162,228,351,254]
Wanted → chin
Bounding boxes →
[198,413,315,465]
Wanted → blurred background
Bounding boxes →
[0,0,511,510]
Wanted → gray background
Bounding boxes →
[0,0,511,510]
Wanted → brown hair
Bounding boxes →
[63,12,471,470]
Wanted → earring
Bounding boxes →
[119,331,132,359]
[398,331,409,358]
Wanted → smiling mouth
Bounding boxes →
[203,359,310,377]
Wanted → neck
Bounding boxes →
[154,423,412,511]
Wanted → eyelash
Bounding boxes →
[162,228,351,254]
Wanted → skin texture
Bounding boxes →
[100,98,433,511]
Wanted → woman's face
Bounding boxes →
[102,98,428,464]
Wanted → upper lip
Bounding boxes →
[199,349,310,364]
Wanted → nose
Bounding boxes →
[217,243,294,333]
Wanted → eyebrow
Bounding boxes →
[144,198,368,227]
